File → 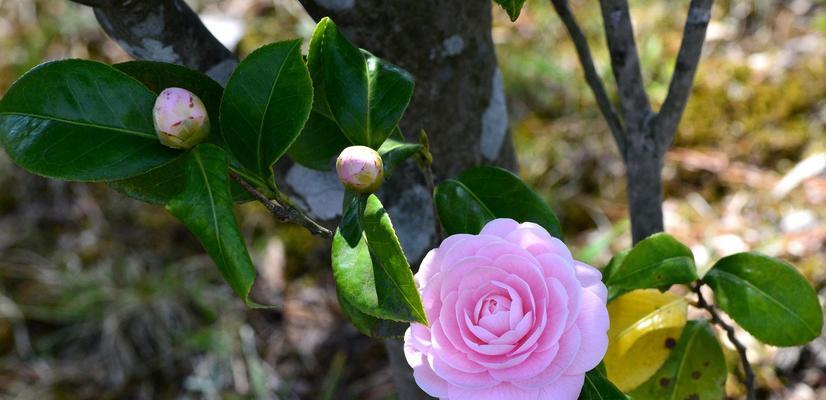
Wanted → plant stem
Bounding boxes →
[229,170,332,239]
[693,282,756,400]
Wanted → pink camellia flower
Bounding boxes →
[404,218,609,399]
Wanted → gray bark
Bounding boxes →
[84,0,238,84]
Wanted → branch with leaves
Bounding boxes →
[229,171,332,239]
[693,283,756,400]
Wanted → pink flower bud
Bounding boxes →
[336,146,384,193]
[153,87,209,149]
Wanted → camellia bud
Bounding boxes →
[153,87,209,149]
[336,146,384,193]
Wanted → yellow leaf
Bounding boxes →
[604,289,688,392]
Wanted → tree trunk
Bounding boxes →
[624,135,665,244]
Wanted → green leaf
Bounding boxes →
[434,179,495,235]
[606,233,698,293]
[108,154,187,204]
[456,166,563,239]
[704,252,823,346]
[494,0,527,22]
[287,110,350,170]
[630,321,726,400]
[579,368,630,400]
[332,195,427,325]
[308,18,414,149]
[220,40,313,183]
[603,249,631,303]
[361,194,427,324]
[0,59,179,181]
[378,134,422,177]
[165,144,259,306]
[336,289,408,338]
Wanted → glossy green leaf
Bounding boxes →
[630,321,726,400]
[287,110,350,170]
[332,195,427,325]
[494,0,527,22]
[434,179,495,235]
[337,289,408,338]
[579,368,630,400]
[603,249,630,302]
[361,194,428,325]
[108,154,187,204]
[308,18,414,149]
[704,252,823,346]
[0,59,179,181]
[165,144,258,306]
[220,40,313,183]
[606,233,698,292]
[378,135,422,177]
[456,166,563,238]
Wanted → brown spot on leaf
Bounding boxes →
[685,394,699,400]
[659,378,670,387]
[691,371,702,380]
[665,338,677,349]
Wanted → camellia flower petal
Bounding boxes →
[404,218,610,400]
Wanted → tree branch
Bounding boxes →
[654,0,713,149]
[229,171,333,239]
[693,283,756,400]
[68,0,238,85]
[549,0,626,155]
[69,0,106,6]
[598,0,652,131]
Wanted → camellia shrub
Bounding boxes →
[0,14,821,400]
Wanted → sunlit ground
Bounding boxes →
[0,0,823,398]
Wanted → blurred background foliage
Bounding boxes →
[0,0,823,398]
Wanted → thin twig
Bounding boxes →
[416,130,445,242]
[549,0,627,155]
[693,283,756,400]
[229,170,332,239]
